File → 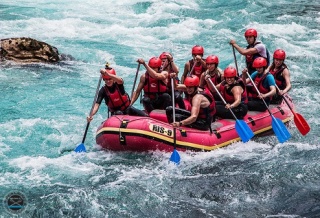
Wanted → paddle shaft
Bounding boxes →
[131,63,141,99]
[274,84,310,135]
[232,46,240,77]
[274,84,294,112]
[171,78,177,148]
[82,75,102,143]
[207,78,239,119]
[187,61,197,77]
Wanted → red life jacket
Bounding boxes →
[189,59,206,79]
[206,70,222,86]
[249,73,270,98]
[219,79,248,104]
[104,84,130,112]
[269,65,287,90]
[143,73,168,99]
[186,90,216,119]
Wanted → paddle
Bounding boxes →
[246,72,291,143]
[169,77,181,164]
[187,60,197,77]
[232,46,240,77]
[130,63,141,99]
[74,74,103,152]
[275,84,310,136]
[207,79,254,142]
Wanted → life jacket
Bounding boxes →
[269,65,287,90]
[143,73,168,100]
[104,83,130,112]
[219,79,248,104]
[249,73,271,100]
[189,59,206,79]
[246,42,270,73]
[186,90,216,119]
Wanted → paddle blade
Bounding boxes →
[74,143,86,153]
[293,112,310,136]
[170,149,180,165]
[235,119,254,143]
[271,116,291,143]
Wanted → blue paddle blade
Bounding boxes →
[235,119,254,143]
[170,149,180,165]
[74,143,86,153]
[271,116,291,143]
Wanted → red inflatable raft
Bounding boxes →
[95,96,294,152]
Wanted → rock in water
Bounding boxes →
[0,37,60,63]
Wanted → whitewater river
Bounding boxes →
[1,0,319,217]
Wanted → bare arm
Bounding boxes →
[200,58,206,69]
[199,70,208,89]
[181,61,190,84]
[230,40,258,55]
[137,58,168,81]
[181,94,202,125]
[171,73,187,92]
[87,103,100,122]
[167,54,179,74]
[130,75,145,106]
[280,68,291,94]
[100,69,123,84]
[170,61,179,74]
[260,86,276,99]
[226,86,243,109]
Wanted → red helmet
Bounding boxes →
[102,68,116,80]
[224,67,237,78]
[273,49,286,60]
[205,55,219,64]
[159,52,171,60]
[244,28,258,38]
[148,57,162,68]
[192,45,204,55]
[252,57,267,68]
[184,75,200,87]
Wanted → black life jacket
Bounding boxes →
[246,42,270,74]
[269,64,287,90]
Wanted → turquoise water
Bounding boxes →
[1,0,319,217]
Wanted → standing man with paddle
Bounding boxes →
[230,28,270,76]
